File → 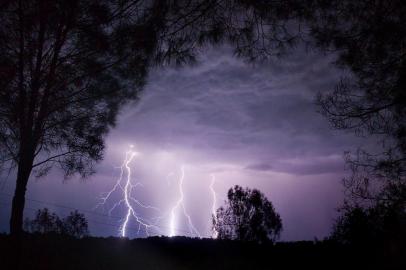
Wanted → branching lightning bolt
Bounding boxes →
[169,165,201,237]
[95,145,161,237]
[209,174,218,238]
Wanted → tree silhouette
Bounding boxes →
[310,0,406,205]
[213,185,282,243]
[24,208,61,234]
[62,210,89,238]
[0,0,158,235]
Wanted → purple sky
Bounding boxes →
[0,46,369,241]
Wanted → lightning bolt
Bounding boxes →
[169,165,201,237]
[95,145,161,237]
[209,174,218,238]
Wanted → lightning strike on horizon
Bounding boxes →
[209,174,218,238]
[169,165,201,238]
[95,145,161,237]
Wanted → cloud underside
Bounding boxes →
[111,45,357,176]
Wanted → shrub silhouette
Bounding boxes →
[331,201,406,266]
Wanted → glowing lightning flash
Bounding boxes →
[95,145,161,237]
[169,166,201,237]
[209,174,218,238]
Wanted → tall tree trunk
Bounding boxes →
[10,152,34,235]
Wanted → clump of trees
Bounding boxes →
[24,208,89,238]
[213,185,282,243]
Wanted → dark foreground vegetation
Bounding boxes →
[0,234,404,270]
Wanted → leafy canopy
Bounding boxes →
[213,185,282,243]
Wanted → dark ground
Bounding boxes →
[0,234,404,270]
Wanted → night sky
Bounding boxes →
[0,45,369,241]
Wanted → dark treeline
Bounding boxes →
[0,234,402,270]
[23,208,89,238]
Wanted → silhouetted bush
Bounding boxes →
[331,201,406,267]
[62,210,89,238]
